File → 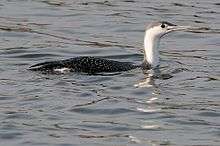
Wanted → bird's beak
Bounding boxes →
[167,25,192,32]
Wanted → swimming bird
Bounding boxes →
[29,21,190,74]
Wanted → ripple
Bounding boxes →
[168,119,213,126]
[41,0,65,6]
[0,96,15,101]
[81,1,116,7]
[197,111,220,117]
[0,132,23,140]
[7,53,59,58]
[5,112,35,120]
[69,107,135,115]
[1,49,28,55]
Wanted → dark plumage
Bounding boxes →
[29,56,140,74]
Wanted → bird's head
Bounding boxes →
[143,21,191,68]
[145,21,190,38]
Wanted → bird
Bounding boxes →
[29,21,190,74]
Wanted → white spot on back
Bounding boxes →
[54,67,70,73]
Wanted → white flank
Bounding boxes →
[54,68,70,73]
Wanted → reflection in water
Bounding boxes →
[136,107,161,113]
[134,68,173,88]
[134,69,156,87]
[128,135,141,144]
[146,97,159,103]
[134,69,167,145]
[134,70,162,135]
[140,124,161,130]
[129,134,172,146]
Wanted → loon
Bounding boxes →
[29,21,190,74]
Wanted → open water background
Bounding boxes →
[0,0,220,146]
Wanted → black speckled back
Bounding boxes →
[29,56,139,74]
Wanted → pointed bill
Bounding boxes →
[167,25,192,32]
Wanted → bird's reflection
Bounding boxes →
[135,68,173,88]
[134,69,156,87]
[133,67,174,142]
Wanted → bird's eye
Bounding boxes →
[161,24,165,28]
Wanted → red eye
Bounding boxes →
[161,24,165,28]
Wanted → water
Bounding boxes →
[0,0,220,146]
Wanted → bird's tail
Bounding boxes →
[28,61,57,71]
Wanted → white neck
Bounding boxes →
[144,29,160,68]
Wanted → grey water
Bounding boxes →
[0,0,220,146]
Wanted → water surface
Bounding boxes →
[0,0,220,146]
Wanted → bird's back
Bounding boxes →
[29,56,138,74]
